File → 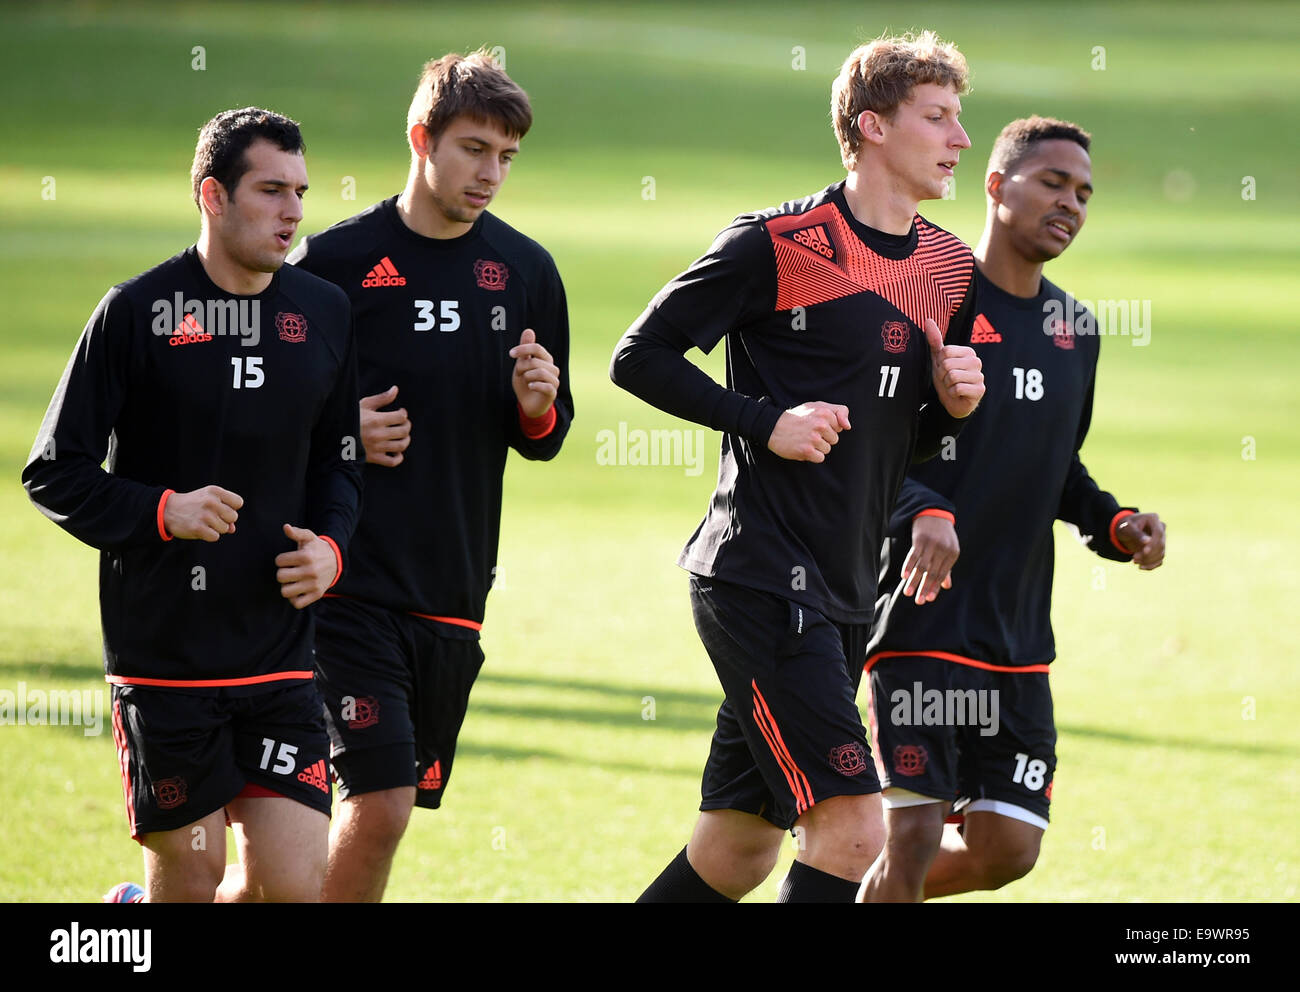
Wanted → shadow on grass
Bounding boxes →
[470,699,715,734]
[0,656,102,684]
[1058,723,1298,759]
[477,670,720,707]
[472,670,720,732]
[456,740,699,779]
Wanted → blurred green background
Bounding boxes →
[1,1,1296,902]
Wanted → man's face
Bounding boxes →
[418,115,518,227]
[875,82,971,202]
[992,139,1093,262]
[211,139,308,275]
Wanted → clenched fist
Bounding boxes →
[164,485,243,542]
[1115,512,1167,571]
[275,523,338,609]
[767,402,851,463]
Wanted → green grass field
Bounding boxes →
[1,1,1297,902]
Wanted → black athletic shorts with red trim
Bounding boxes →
[313,595,485,809]
[690,575,880,830]
[110,680,332,840]
[866,653,1056,828]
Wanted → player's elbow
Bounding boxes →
[609,334,635,390]
[21,455,55,516]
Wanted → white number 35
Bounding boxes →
[413,299,461,332]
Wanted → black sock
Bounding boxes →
[777,860,861,902]
[636,846,735,903]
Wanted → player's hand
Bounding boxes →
[359,386,411,467]
[767,402,851,463]
[1116,512,1166,570]
[901,514,959,604]
[510,328,560,420]
[925,318,984,418]
[276,524,338,609]
[164,485,243,542]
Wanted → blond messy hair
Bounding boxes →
[831,30,969,169]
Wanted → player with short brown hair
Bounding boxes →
[289,51,572,902]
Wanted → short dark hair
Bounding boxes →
[987,116,1091,176]
[191,107,305,207]
[406,50,532,144]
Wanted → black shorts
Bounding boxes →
[313,596,485,809]
[691,575,880,830]
[867,654,1056,828]
[110,679,332,840]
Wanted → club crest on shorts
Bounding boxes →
[474,259,509,291]
[345,695,380,730]
[276,311,308,343]
[892,744,928,777]
[829,741,869,776]
[152,776,188,810]
[881,320,909,354]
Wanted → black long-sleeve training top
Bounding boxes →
[612,182,976,624]
[289,198,572,633]
[23,246,362,691]
[872,268,1137,670]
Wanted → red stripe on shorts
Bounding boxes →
[751,680,814,814]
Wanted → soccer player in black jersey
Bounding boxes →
[612,32,984,902]
[288,52,572,902]
[22,108,362,902]
[857,118,1167,902]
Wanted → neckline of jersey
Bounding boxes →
[381,195,486,250]
[975,266,1051,312]
[829,182,918,260]
[183,245,283,301]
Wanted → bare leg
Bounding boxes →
[923,810,1043,898]
[686,808,786,900]
[141,809,228,903]
[857,799,947,902]
[319,787,416,903]
[216,795,329,902]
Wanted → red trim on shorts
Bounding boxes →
[751,680,814,814]
[753,702,803,810]
[865,650,1051,675]
[111,699,142,843]
[105,671,314,688]
[319,535,343,588]
[321,593,484,632]
[914,508,955,524]
[1109,509,1136,555]
[518,403,557,439]
[156,489,175,542]
[237,783,287,800]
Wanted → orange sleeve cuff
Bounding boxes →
[518,403,557,440]
[915,508,955,525]
[157,489,176,542]
[319,535,343,588]
[1109,509,1136,554]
